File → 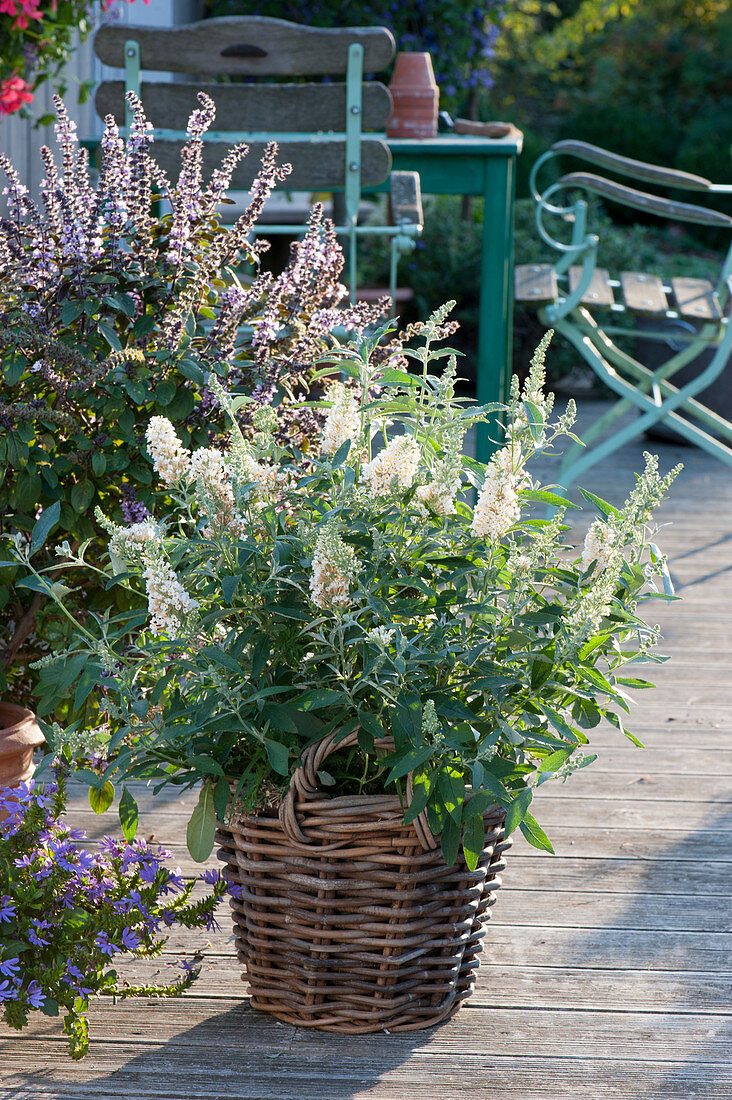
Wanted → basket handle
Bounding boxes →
[278,729,438,851]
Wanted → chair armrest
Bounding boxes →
[551,140,714,192]
[389,170,423,229]
[559,173,732,229]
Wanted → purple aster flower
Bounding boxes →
[121,927,141,951]
[28,919,51,947]
[99,836,124,857]
[0,980,18,1002]
[201,868,220,885]
[161,870,186,895]
[224,878,243,900]
[94,932,118,957]
[26,980,45,1009]
[0,958,20,978]
[14,854,35,869]
[178,958,199,974]
[0,897,16,923]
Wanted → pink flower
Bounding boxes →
[0,74,33,116]
[5,0,44,30]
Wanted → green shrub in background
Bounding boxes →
[0,92,379,700]
[490,0,732,196]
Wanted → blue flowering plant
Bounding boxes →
[8,315,680,871]
[0,775,231,1059]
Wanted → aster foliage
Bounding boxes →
[0,776,230,1059]
[10,316,681,868]
[0,91,380,689]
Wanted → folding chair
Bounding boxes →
[515,140,732,487]
[93,16,423,312]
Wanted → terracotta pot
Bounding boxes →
[0,703,45,788]
[386,52,439,140]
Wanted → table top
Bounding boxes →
[386,128,524,157]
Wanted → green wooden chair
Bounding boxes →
[93,16,423,311]
[515,140,732,487]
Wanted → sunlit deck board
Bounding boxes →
[1,399,730,1100]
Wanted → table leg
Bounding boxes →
[475,155,516,464]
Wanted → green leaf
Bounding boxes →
[88,780,114,815]
[221,574,239,604]
[503,787,533,837]
[294,688,344,711]
[119,786,139,842]
[438,770,465,824]
[522,399,545,442]
[462,813,485,871]
[30,500,61,555]
[155,380,177,406]
[330,438,351,467]
[538,747,573,773]
[98,322,122,352]
[60,300,84,325]
[213,775,230,823]
[70,479,95,514]
[578,488,621,519]
[187,785,217,862]
[519,489,580,509]
[91,453,107,476]
[440,813,461,866]
[40,998,60,1018]
[538,702,581,743]
[519,812,555,854]
[385,745,433,784]
[264,738,289,776]
[261,703,299,734]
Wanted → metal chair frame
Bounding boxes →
[522,141,732,487]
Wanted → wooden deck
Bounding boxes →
[2,400,731,1099]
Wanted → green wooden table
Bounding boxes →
[386,130,524,461]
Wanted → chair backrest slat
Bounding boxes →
[94,80,392,134]
[93,17,395,77]
[151,137,391,192]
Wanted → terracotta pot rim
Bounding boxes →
[0,703,45,756]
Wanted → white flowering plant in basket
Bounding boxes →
[11,307,680,866]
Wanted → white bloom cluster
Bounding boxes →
[471,448,522,541]
[146,417,190,486]
[365,626,395,648]
[188,447,246,538]
[581,520,617,574]
[52,722,110,761]
[143,559,199,635]
[416,478,460,517]
[109,519,160,562]
[321,383,361,456]
[309,523,359,610]
[361,436,420,497]
[239,452,282,498]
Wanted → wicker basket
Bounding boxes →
[216,731,510,1032]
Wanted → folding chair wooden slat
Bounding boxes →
[514,263,558,302]
[568,265,614,307]
[671,277,722,322]
[620,272,669,313]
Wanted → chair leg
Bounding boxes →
[550,312,732,488]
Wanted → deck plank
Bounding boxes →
[1,397,730,1098]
